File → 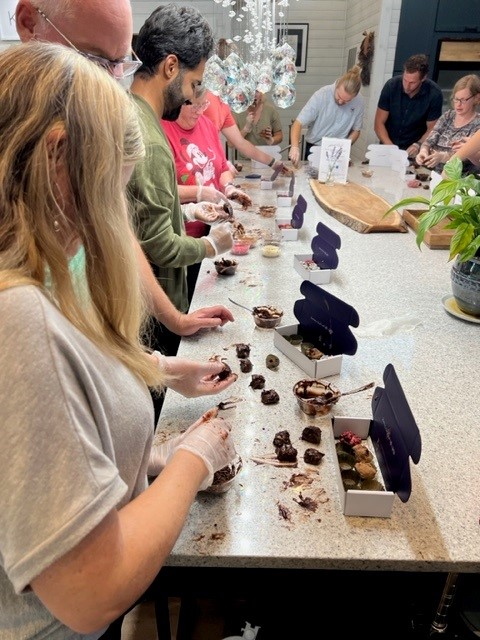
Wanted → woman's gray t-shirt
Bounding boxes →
[0,285,154,639]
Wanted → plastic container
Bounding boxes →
[231,239,250,255]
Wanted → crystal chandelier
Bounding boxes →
[203,0,299,113]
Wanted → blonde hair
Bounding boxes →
[337,65,362,97]
[0,42,164,389]
[451,74,480,105]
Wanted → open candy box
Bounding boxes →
[276,194,306,241]
[274,281,359,378]
[294,221,340,284]
[331,364,421,518]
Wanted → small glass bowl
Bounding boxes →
[204,456,243,494]
[252,305,283,329]
[293,379,341,416]
[214,258,238,276]
[231,239,251,255]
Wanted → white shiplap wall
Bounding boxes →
[0,1,401,159]
[130,0,400,160]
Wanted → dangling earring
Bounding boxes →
[53,218,61,232]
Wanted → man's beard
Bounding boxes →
[162,72,186,121]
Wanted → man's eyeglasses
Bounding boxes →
[35,7,142,79]
[453,95,474,105]
[184,99,210,113]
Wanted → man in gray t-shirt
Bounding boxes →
[289,67,365,164]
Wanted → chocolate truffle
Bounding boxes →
[250,374,265,389]
[273,430,291,450]
[261,389,279,405]
[265,354,280,370]
[236,343,250,359]
[304,449,324,465]
[240,358,253,373]
[276,444,298,462]
[301,425,322,445]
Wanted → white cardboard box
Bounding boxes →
[331,416,395,518]
[276,217,298,241]
[260,179,273,190]
[277,193,293,207]
[274,324,342,378]
[294,254,332,284]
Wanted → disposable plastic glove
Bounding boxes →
[175,413,236,490]
[415,148,430,166]
[196,185,228,204]
[153,352,238,398]
[148,408,236,479]
[183,202,228,224]
[423,150,450,169]
[224,185,252,209]
[205,222,233,256]
[148,434,183,476]
[289,146,300,166]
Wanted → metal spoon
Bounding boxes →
[228,298,253,313]
[318,380,375,406]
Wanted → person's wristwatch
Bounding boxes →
[268,157,275,167]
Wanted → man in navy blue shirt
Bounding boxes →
[374,54,443,158]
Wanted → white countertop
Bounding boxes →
[156,163,480,573]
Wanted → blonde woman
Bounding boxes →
[289,66,365,165]
[0,43,235,639]
[416,74,480,174]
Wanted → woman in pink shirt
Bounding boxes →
[162,88,251,297]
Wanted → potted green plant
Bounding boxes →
[387,157,480,317]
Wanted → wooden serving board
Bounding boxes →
[309,179,407,233]
[402,208,454,249]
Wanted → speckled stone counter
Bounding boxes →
[156,164,480,573]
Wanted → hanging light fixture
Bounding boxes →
[203,0,299,113]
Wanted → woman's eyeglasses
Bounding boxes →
[35,7,142,79]
[453,95,474,105]
[184,99,210,113]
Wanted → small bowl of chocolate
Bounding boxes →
[293,378,341,416]
[204,456,243,494]
[214,257,238,276]
[252,305,283,329]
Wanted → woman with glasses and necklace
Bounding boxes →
[162,86,252,299]
[416,74,480,174]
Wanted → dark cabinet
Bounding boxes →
[435,0,480,33]
[393,0,480,106]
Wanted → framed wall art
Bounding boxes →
[275,23,309,73]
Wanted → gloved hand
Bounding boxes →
[153,352,238,398]
[415,147,430,166]
[205,222,233,256]
[422,150,450,168]
[183,202,228,224]
[289,146,300,166]
[175,413,236,490]
[196,185,228,204]
[148,434,183,476]
[224,185,252,208]
[158,409,236,491]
